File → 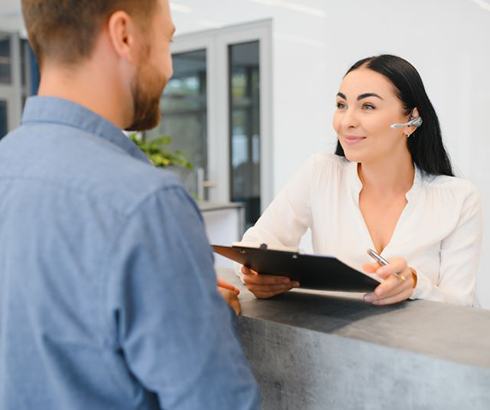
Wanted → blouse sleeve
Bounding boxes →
[411,184,483,306]
[241,155,317,250]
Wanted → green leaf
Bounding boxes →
[128,133,193,170]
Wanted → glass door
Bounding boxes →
[218,21,272,228]
[229,41,261,227]
[144,21,272,230]
[145,49,208,199]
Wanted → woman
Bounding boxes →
[240,55,482,306]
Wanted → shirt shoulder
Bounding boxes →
[421,173,481,215]
[306,152,352,175]
[88,147,185,214]
[0,123,186,217]
[423,173,480,201]
[307,152,349,170]
[301,152,352,187]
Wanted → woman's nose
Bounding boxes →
[341,108,359,129]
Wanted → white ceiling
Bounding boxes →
[1,0,489,37]
[0,0,329,36]
[0,0,246,35]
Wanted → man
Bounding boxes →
[0,0,260,409]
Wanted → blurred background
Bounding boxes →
[1,0,489,306]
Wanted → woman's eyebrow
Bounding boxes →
[357,92,383,100]
[336,92,384,100]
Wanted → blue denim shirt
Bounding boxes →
[0,97,260,410]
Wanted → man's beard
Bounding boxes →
[126,61,167,131]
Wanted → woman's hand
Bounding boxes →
[217,278,241,315]
[362,257,417,305]
[241,266,300,299]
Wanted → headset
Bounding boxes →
[390,116,423,129]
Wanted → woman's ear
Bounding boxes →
[411,107,420,120]
[405,107,421,137]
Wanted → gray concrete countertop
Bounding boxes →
[219,268,490,409]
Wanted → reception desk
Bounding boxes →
[219,270,490,409]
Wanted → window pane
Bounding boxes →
[145,50,207,198]
[21,39,27,88]
[0,100,8,139]
[0,34,11,84]
[229,41,260,228]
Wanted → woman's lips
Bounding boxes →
[343,136,366,145]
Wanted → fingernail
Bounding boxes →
[293,282,300,287]
[364,293,375,302]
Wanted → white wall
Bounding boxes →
[172,0,490,307]
[0,0,24,33]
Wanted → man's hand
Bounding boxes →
[217,278,241,315]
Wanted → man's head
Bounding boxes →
[21,0,175,130]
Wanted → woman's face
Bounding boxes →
[333,67,411,164]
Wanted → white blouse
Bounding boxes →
[241,153,483,306]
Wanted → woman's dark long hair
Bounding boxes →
[335,55,454,176]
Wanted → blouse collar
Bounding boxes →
[347,160,423,205]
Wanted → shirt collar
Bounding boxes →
[347,159,422,205]
[21,96,150,163]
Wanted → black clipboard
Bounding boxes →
[212,244,379,292]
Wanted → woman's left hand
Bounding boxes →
[362,257,416,305]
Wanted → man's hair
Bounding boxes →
[21,0,157,66]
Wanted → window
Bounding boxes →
[229,41,261,227]
[0,34,11,84]
[0,100,7,138]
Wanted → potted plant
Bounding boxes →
[129,133,193,170]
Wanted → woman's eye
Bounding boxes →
[362,103,375,110]
[336,101,346,109]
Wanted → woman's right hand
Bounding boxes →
[241,266,300,299]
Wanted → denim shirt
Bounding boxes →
[0,97,260,410]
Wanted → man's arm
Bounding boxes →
[105,185,260,410]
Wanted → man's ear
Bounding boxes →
[107,11,139,63]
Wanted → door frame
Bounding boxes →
[171,19,273,209]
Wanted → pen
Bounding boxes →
[366,248,406,281]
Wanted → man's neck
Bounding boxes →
[37,62,132,130]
